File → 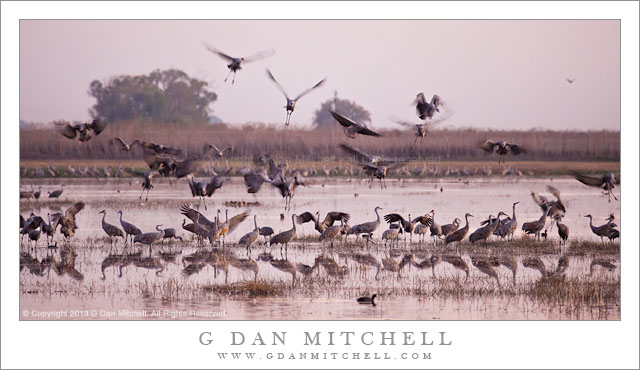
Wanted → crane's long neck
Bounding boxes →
[587,216,595,231]
[512,204,517,220]
[156,225,163,233]
[291,215,297,232]
[254,216,258,231]
[375,208,380,223]
[464,215,470,230]
[101,212,106,225]
[119,212,124,223]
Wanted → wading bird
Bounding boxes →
[117,210,141,245]
[330,111,381,139]
[347,206,383,239]
[203,43,274,84]
[266,69,326,126]
[522,210,547,241]
[478,140,525,163]
[555,215,569,246]
[56,119,109,142]
[133,225,165,256]
[268,214,297,256]
[585,214,617,244]
[574,172,620,202]
[296,211,350,234]
[48,184,65,199]
[440,218,461,238]
[140,172,154,201]
[238,215,260,255]
[469,212,506,244]
[445,213,473,245]
[98,210,125,251]
[414,93,441,120]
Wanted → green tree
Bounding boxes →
[313,91,371,127]
[88,69,217,124]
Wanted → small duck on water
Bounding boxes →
[357,294,377,305]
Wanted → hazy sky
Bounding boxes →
[20,20,620,130]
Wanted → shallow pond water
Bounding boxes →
[19,177,621,320]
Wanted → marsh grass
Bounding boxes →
[21,123,619,161]
[202,280,286,297]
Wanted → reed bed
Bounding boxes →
[20,121,620,161]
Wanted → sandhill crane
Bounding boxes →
[393,120,428,144]
[99,210,125,250]
[161,228,183,245]
[382,225,401,247]
[319,224,348,248]
[48,184,65,198]
[140,172,153,201]
[495,202,519,241]
[522,210,547,241]
[270,171,306,211]
[33,186,42,199]
[384,213,429,243]
[50,202,85,239]
[243,169,273,193]
[203,143,232,159]
[28,227,42,248]
[347,206,383,239]
[117,210,141,245]
[216,209,250,245]
[296,211,350,234]
[338,143,403,189]
[470,212,507,244]
[555,215,569,246]
[413,223,429,242]
[110,137,140,152]
[531,186,566,227]
[203,43,274,84]
[330,110,381,139]
[441,255,470,280]
[134,225,165,256]
[238,215,260,254]
[41,213,56,244]
[266,69,326,126]
[187,175,224,210]
[414,93,441,120]
[21,213,45,242]
[182,219,211,244]
[566,78,575,84]
[20,188,35,199]
[574,172,620,202]
[478,140,525,163]
[268,214,297,255]
[259,225,274,242]
[55,119,109,142]
[585,215,617,244]
[46,164,58,177]
[441,218,461,238]
[445,213,473,245]
[357,294,376,305]
[428,210,443,244]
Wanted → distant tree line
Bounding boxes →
[88,69,217,124]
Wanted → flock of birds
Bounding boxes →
[20,44,619,304]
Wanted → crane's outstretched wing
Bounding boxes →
[87,118,109,135]
[243,48,275,63]
[430,94,441,107]
[296,212,317,225]
[384,213,407,224]
[478,140,497,153]
[266,69,290,99]
[508,143,525,155]
[323,212,350,226]
[338,144,373,164]
[294,78,326,101]
[205,176,224,196]
[415,93,427,105]
[56,122,78,139]
[574,173,605,187]
[203,42,235,61]
[330,111,356,128]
